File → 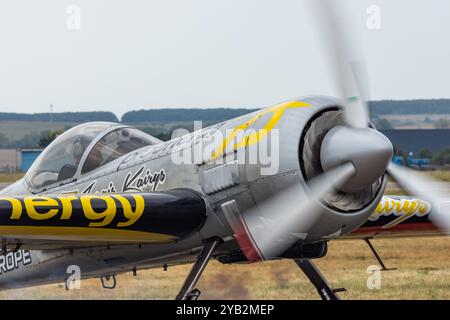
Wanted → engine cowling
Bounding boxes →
[205,96,391,261]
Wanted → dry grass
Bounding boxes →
[0,172,24,183]
[1,237,450,300]
[427,170,450,182]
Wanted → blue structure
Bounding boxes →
[392,156,404,166]
[391,155,431,169]
[21,149,42,172]
[381,129,450,155]
[408,157,431,169]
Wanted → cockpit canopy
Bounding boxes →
[26,122,159,191]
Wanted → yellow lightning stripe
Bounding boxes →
[211,101,311,159]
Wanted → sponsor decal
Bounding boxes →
[81,181,117,194]
[0,250,32,275]
[61,167,165,194]
[0,194,145,228]
[369,196,431,228]
[81,181,96,194]
[122,166,166,192]
[0,190,202,242]
[101,182,117,193]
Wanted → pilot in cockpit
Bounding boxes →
[26,123,158,191]
[82,143,103,173]
[57,137,87,181]
[58,137,103,181]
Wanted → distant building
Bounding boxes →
[21,149,42,172]
[380,129,450,156]
[0,149,21,173]
[0,149,42,173]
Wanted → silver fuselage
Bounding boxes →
[0,96,384,291]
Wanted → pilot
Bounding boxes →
[57,137,89,181]
[72,139,85,165]
[83,146,103,173]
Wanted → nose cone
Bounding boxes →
[320,126,393,193]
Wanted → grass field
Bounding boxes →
[428,170,450,182]
[0,172,24,183]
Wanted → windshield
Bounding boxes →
[26,122,117,190]
[81,128,156,175]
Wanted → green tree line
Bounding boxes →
[0,111,118,122]
[121,108,257,123]
[0,130,66,149]
[1,99,450,124]
[369,99,450,116]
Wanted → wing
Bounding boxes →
[0,189,206,250]
[345,195,442,239]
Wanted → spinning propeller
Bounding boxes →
[237,0,450,261]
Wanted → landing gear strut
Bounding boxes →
[176,238,222,300]
[1,240,6,256]
[364,238,396,271]
[294,259,346,300]
[0,241,21,255]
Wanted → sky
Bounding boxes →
[0,0,449,118]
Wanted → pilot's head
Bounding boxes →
[72,138,87,163]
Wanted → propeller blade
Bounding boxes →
[308,0,369,128]
[243,162,356,260]
[387,163,450,231]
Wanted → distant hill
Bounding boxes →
[0,111,118,123]
[121,108,257,123]
[1,99,450,124]
[122,100,450,123]
[1,99,450,147]
[370,99,450,116]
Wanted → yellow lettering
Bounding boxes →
[418,201,430,214]
[59,196,78,220]
[113,195,145,227]
[373,197,432,229]
[0,197,23,219]
[375,201,383,213]
[382,200,394,213]
[383,211,415,229]
[24,197,59,220]
[397,200,418,214]
[81,195,116,227]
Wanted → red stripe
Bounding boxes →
[352,222,440,237]
[230,216,263,263]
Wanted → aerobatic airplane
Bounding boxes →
[0,2,448,300]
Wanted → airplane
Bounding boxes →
[0,1,448,300]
